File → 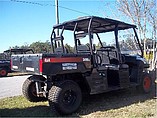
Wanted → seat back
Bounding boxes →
[54,47,68,54]
[77,45,90,53]
[97,50,110,65]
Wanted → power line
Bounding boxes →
[10,0,90,15]
[56,5,90,15]
[11,0,46,6]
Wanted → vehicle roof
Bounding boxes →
[53,16,136,33]
[4,48,34,53]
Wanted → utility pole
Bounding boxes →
[55,0,59,36]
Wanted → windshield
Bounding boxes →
[118,28,142,55]
[0,53,10,60]
[95,28,142,56]
[0,53,5,60]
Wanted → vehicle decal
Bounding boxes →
[43,57,83,63]
[26,67,34,71]
[83,58,90,61]
[62,63,77,70]
[12,66,18,69]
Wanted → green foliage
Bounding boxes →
[8,41,108,53]
[95,42,106,49]
[0,89,156,117]
[30,40,51,53]
[119,38,137,51]
[9,40,52,53]
[9,45,20,49]
[65,43,74,53]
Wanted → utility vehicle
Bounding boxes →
[11,16,152,115]
[0,48,34,77]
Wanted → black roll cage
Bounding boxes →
[4,48,34,54]
[50,16,143,60]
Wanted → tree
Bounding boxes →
[116,0,157,70]
[30,40,52,53]
[65,43,73,53]
[9,45,20,49]
[95,42,106,49]
[117,0,151,39]
[20,42,30,49]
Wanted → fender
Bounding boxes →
[27,75,46,83]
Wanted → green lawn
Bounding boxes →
[0,88,156,117]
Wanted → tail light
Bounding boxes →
[39,59,43,73]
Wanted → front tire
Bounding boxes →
[137,73,152,93]
[0,68,8,77]
[22,76,47,102]
[48,80,82,115]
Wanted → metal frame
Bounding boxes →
[50,16,143,59]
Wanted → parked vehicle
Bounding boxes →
[11,16,152,115]
[0,48,34,77]
[0,56,10,77]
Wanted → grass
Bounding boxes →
[0,96,51,117]
[1,72,157,117]
[0,87,156,117]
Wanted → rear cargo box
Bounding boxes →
[11,54,42,74]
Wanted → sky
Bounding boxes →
[0,0,121,53]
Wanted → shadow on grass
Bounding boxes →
[0,85,156,117]
[0,106,53,117]
[0,105,80,117]
[80,88,155,115]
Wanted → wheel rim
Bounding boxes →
[30,83,37,96]
[0,70,7,76]
[143,76,151,91]
[62,90,76,106]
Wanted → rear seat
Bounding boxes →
[54,47,68,54]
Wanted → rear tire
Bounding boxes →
[22,76,47,102]
[0,68,8,77]
[48,80,82,115]
[137,73,152,93]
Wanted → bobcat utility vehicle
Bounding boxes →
[11,16,152,115]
